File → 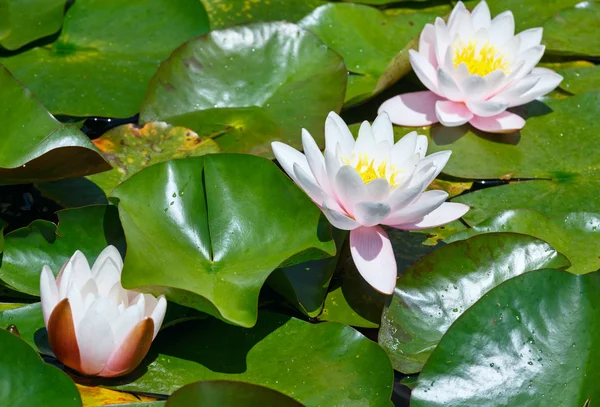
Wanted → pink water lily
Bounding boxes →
[272,112,469,294]
[40,246,166,377]
[379,0,563,133]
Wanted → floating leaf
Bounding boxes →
[378,233,570,373]
[542,1,600,57]
[166,381,303,406]
[541,61,600,95]
[139,22,346,156]
[87,122,220,194]
[299,3,435,106]
[411,269,600,406]
[0,0,210,117]
[76,384,159,407]
[0,303,43,350]
[0,0,66,50]
[0,328,81,406]
[110,155,335,327]
[113,313,393,406]
[35,178,109,208]
[0,66,109,185]
[0,205,124,296]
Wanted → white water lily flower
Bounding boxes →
[379,0,563,133]
[40,246,166,377]
[272,112,469,294]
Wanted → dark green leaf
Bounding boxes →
[0,66,109,185]
[35,178,109,208]
[412,269,600,406]
[0,302,44,351]
[378,233,570,373]
[110,155,335,327]
[543,1,600,57]
[0,0,66,50]
[113,312,393,406]
[139,22,347,156]
[0,328,81,406]
[166,381,303,406]
[0,0,210,117]
[0,205,124,296]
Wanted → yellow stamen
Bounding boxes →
[342,153,401,188]
[453,40,509,76]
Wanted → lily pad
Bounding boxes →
[139,22,347,156]
[0,328,81,406]
[411,269,600,407]
[0,0,210,117]
[378,233,570,373]
[0,302,43,350]
[542,61,600,95]
[0,205,125,296]
[76,384,161,407]
[113,312,393,406]
[299,3,435,106]
[0,0,66,50]
[201,0,326,29]
[166,381,303,406]
[87,122,220,194]
[542,1,600,57]
[110,155,336,328]
[448,210,600,274]
[35,177,109,208]
[419,92,600,222]
[0,65,109,185]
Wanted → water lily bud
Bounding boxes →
[40,246,166,377]
[272,112,469,294]
[379,0,563,133]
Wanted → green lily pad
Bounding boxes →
[113,312,393,406]
[139,22,347,156]
[411,269,600,406]
[542,1,600,57]
[0,205,125,296]
[0,0,209,117]
[378,233,570,374]
[166,381,303,406]
[87,122,220,194]
[110,155,336,328]
[0,65,109,185]
[448,210,600,274]
[35,177,109,208]
[299,3,435,107]
[419,92,600,222]
[201,0,326,29]
[542,61,600,95]
[0,302,44,350]
[0,0,66,50]
[0,328,81,406]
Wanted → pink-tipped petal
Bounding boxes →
[469,111,525,133]
[40,265,59,327]
[350,226,397,295]
[435,100,473,127]
[390,202,470,230]
[99,318,155,378]
[353,201,392,227]
[379,91,441,127]
[48,299,82,373]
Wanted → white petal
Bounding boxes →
[150,296,167,339]
[272,141,313,186]
[40,265,59,327]
[460,75,487,101]
[111,305,143,347]
[365,178,391,202]
[349,226,397,295]
[471,1,491,30]
[371,111,394,146]
[409,50,439,93]
[436,100,474,126]
[383,190,449,226]
[447,1,469,37]
[325,112,355,156]
[419,23,438,68]
[489,11,515,47]
[322,200,360,231]
[434,17,451,67]
[354,121,376,156]
[302,129,330,193]
[379,91,441,127]
[335,166,367,215]
[354,201,392,227]
[66,251,93,291]
[94,257,123,298]
[293,163,326,205]
[465,100,508,117]
[418,151,452,187]
[91,246,123,278]
[76,304,117,375]
[387,184,424,212]
[490,75,540,105]
[516,28,543,54]
[508,72,563,107]
[415,136,428,159]
[390,132,417,164]
[392,202,470,230]
[437,68,463,101]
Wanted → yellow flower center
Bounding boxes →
[453,40,509,76]
[342,153,401,188]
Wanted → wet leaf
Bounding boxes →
[0,0,66,50]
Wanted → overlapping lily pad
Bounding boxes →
[378,233,570,373]
[110,155,336,327]
[114,312,393,406]
[0,66,109,185]
[448,210,600,274]
[201,0,325,29]
[0,205,124,296]
[0,0,210,117]
[87,122,220,194]
[415,92,600,223]
[0,302,43,350]
[0,328,81,406]
[299,3,436,106]
[542,1,600,57]
[166,381,303,406]
[139,22,347,156]
[411,269,600,406]
[542,61,600,95]
[0,0,66,50]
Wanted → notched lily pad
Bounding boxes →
[88,122,220,193]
